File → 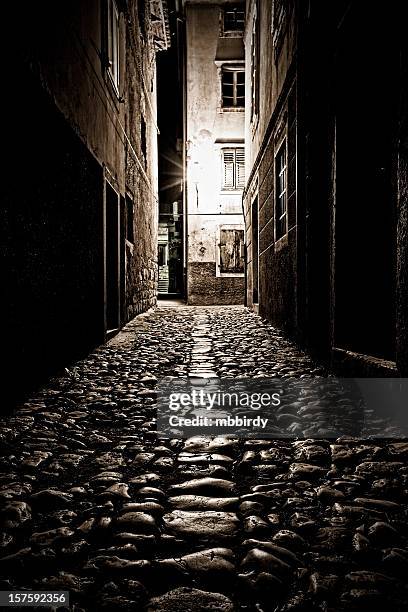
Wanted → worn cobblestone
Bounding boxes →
[0,305,407,611]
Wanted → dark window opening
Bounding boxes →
[219,229,245,273]
[223,5,245,32]
[126,195,134,243]
[138,0,146,38]
[222,67,245,108]
[222,148,245,190]
[275,140,287,240]
[158,243,167,267]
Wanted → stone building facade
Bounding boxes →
[2,0,169,400]
[243,0,408,376]
[184,0,246,305]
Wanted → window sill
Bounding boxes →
[219,106,245,113]
[104,69,121,109]
[274,233,288,252]
[220,31,244,38]
[217,271,245,278]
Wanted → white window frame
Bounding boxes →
[221,65,245,109]
[221,147,245,191]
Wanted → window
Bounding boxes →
[222,148,245,190]
[251,4,260,121]
[222,67,245,108]
[223,5,245,33]
[272,0,288,61]
[106,0,120,91]
[219,229,245,274]
[275,140,287,239]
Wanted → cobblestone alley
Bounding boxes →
[1,305,408,611]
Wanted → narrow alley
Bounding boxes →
[1,0,408,610]
[1,306,408,611]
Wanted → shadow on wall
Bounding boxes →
[2,65,104,408]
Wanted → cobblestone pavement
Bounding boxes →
[1,305,408,611]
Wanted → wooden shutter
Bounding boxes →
[235,148,245,188]
[223,150,235,189]
[220,229,245,273]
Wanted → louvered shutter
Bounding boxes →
[223,150,235,189]
[235,148,245,188]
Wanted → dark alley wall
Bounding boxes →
[3,66,104,401]
[244,0,408,376]
[1,1,168,403]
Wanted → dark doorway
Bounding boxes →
[252,196,259,304]
[334,5,398,362]
[106,181,120,333]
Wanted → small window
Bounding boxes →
[219,229,245,274]
[222,148,245,190]
[275,140,287,240]
[222,67,245,108]
[223,5,245,33]
[106,0,120,91]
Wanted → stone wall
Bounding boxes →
[124,0,159,319]
[188,263,244,305]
